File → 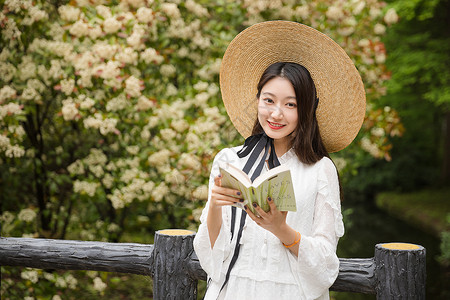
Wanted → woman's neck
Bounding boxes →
[273,137,290,157]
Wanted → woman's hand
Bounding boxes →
[207,174,243,248]
[245,197,288,235]
[245,197,300,256]
[209,174,244,210]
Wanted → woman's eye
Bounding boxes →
[286,102,297,108]
[263,98,273,103]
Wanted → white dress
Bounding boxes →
[193,146,344,300]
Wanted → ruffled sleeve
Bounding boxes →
[288,157,344,299]
[193,149,233,282]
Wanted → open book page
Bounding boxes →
[218,162,296,214]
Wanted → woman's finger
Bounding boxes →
[267,197,278,213]
[214,174,222,187]
[212,185,242,199]
[244,205,262,224]
[252,202,269,219]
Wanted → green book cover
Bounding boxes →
[218,162,296,215]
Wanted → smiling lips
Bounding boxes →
[267,121,286,130]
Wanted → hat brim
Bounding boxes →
[219,21,366,153]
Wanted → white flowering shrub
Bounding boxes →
[1,0,402,297]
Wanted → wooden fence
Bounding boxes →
[0,229,426,299]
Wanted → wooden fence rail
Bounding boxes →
[0,229,426,299]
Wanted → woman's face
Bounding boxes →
[257,76,298,150]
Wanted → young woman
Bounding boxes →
[193,21,366,300]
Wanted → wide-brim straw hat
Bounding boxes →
[219,21,366,153]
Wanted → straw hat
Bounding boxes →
[219,21,366,153]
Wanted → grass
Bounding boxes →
[376,187,450,237]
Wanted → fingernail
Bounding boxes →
[218,174,222,178]
[239,199,244,202]
[237,191,241,196]
[252,202,257,208]
[244,205,248,210]
[268,197,272,201]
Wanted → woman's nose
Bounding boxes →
[270,106,283,119]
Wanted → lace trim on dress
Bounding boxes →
[317,159,344,238]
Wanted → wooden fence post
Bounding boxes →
[152,229,197,300]
[374,243,426,299]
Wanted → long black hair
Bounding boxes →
[252,62,329,165]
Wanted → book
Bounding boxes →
[218,162,297,215]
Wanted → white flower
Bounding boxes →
[0,86,16,103]
[165,169,185,184]
[192,185,208,200]
[374,23,386,35]
[69,20,89,37]
[353,1,366,15]
[116,47,138,65]
[361,137,381,158]
[80,97,95,109]
[1,103,24,119]
[140,48,164,64]
[161,3,181,19]
[89,25,103,39]
[28,79,46,93]
[166,84,178,96]
[125,76,142,98]
[99,118,118,135]
[136,7,154,23]
[102,173,114,189]
[0,48,10,62]
[65,274,77,289]
[136,96,154,111]
[18,208,37,222]
[68,160,85,175]
[96,5,112,19]
[95,60,121,80]
[60,78,75,95]
[0,62,16,82]
[103,17,121,34]
[0,135,10,150]
[62,101,78,121]
[148,149,171,166]
[371,127,385,137]
[185,0,209,17]
[52,295,62,300]
[375,53,386,64]
[384,8,399,25]
[21,270,39,284]
[5,145,25,158]
[358,38,370,48]
[178,153,201,170]
[171,119,189,132]
[160,128,177,141]
[193,81,208,91]
[370,7,382,18]
[106,94,128,111]
[73,180,99,197]
[58,5,80,22]
[151,183,169,202]
[326,6,344,20]
[93,43,117,60]
[127,31,142,48]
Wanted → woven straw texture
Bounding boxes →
[219,21,366,153]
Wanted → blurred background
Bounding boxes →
[1,0,448,299]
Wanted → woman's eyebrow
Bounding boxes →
[262,92,296,100]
